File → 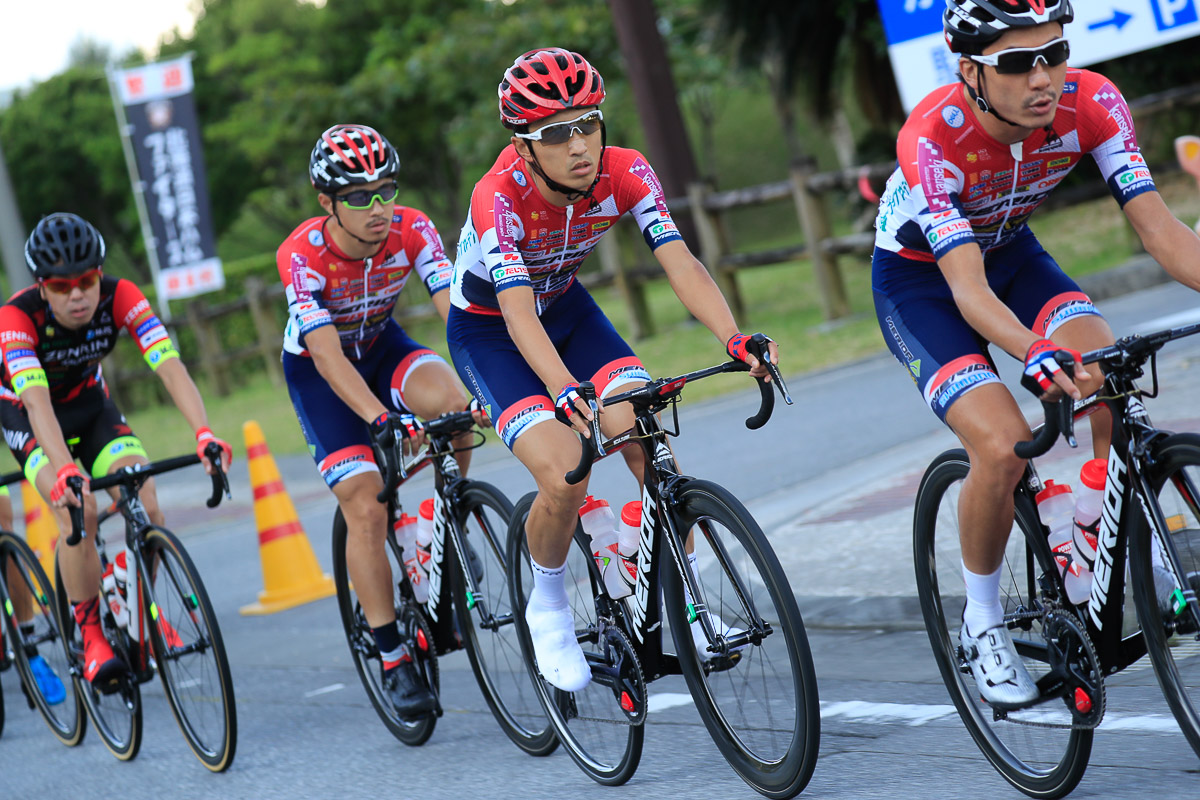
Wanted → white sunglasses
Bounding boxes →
[514,110,604,145]
[969,37,1070,75]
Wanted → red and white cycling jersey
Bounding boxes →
[874,69,1156,262]
[276,210,453,360]
[450,145,683,316]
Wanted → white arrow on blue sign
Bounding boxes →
[877,1,1200,111]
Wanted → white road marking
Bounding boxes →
[648,693,694,713]
[1132,306,1200,334]
[304,683,346,698]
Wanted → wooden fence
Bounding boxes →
[105,81,1200,403]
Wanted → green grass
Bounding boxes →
[14,170,1193,466]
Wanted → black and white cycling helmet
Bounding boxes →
[944,0,1074,55]
[308,124,400,193]
[24,212,106,278]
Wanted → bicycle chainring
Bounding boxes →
[1002,608,1105,731]
[599,625,647,726]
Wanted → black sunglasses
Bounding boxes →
[333,181,400,210]
[971,38,1070,75]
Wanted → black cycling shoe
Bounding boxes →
[382,659,436,721]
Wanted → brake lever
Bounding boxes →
[65,477,86,546]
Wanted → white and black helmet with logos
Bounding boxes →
[308,123,400,194]
[944,0,1074,55]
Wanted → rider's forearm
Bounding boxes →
[306,327,389,422]
[657,243,739,345]
[20,385,75,472]
[939,245,1039,358]
[155,358,212,434]
[1143,216,1200,293]
[498,288,576,393]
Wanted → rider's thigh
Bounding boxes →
[397,359,468,420]
[512,420,590,510]
[1047,314,1115,396]
[945,382,1031,484]
[332,471,388,537]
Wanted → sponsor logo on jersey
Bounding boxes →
[927,219,971,243]
[6,356,40,375]
[492,192,522,249]
[138,325,168,349]
[491,265,527,281]
[3,428,29,453]
[592,220,612,232]
[918,138,953,212]
[5,347,34,360]
[1119,168,1152,185]
[579,195,619,218]
[649,221,678,241]
[1063,81,1078,94]
[926,358,997,413]
[514,170,527,187]
[308,228,324,246]
[941,105,966,129]
[0,331,34,345]
[629,156,669,216]
[499,402,550,446]
[1048,156,1071,168]
[122,298,151,328]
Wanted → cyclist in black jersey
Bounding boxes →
[0,213,233,690]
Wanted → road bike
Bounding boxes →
[506,337,821,799]
[0,471,82,746]
[913,322,1200,798]
[331,409,554,752]
[53,447,236,771]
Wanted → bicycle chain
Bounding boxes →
[996,607,1106,732]
[563,619,646,728]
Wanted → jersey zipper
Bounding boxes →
[996,140,1024,243]
[357,256,372,360]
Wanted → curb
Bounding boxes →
[1077,254,1169,302]
[796,595,925,631]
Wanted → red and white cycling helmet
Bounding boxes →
[309,124,400,193]
[498,47,606,129]
[944,0,1074,55]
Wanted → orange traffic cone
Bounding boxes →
[22,480,58,585]
[239,420,335,615]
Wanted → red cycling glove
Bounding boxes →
[50,463,85,504]
[196,427,233,469]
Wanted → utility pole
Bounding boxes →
[608,0,700,249]
[0,138,31,296]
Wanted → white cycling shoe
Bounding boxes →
[526,602,591,692]
[690,612,746,660]
[960,623,1039,709]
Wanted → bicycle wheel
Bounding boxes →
[914,449,1091,799]
[659,479,820,799]
[507,492,643,786]
[451,481,557,756]
[140,527,237,771]
[0,532,84,746]
[1128,433,1200,760]
[54,557,142,761]
[332,508,439,746]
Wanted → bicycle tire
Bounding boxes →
[54,556,142,761]
[659,479,820,800]
[451,481,557,756]
[0,532,84,746]
[332,508,439,746]
[141,526,237,771]
[1128,432,1200,760]
[914,449,1091,799]
[506,492,643,786]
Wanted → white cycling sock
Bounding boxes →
[962,561,1004,636]
[529,556,569,611]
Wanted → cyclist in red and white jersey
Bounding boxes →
[277,123,471,720]
[0,212,232,691]
[447,48,779,691]
[873,0,1200,708]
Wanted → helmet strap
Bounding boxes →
[964,70,1021,128]
[525,125,607,204]
[327,204,387,254]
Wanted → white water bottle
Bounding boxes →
[395,512,427,603]
[1037,479,1089,605]
[579,496,631,599]
[616,501,642,590]
[415,498,437,602]
[1073,458,1105,573]
[101,559,129,630]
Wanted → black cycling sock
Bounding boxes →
[371,622,409,669]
